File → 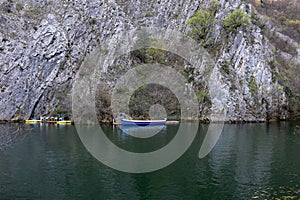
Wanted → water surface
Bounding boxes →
[0,122,299,199]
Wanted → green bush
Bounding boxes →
[16,2,24,12]
[285,19,300,26]
[188,10,214,42]
[197,89,210,100]
[209,0,220,15]
[223,9,250,32]
[248,75,259,101]
[24,6,42,18]
[220,61,231,74]
[187,0,220,46]
[52,106,69,118]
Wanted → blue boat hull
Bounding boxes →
[121,119,166,126]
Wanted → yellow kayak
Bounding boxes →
[25,119,41,123]
[57,120,72,125]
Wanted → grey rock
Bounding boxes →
[0,0,298,122]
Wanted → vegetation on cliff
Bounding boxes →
[0,0,299,122]
[223,9,250,32]
[246,0,300,118]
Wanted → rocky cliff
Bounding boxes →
[0,0,299,122]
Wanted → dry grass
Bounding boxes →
[246,0,300,43]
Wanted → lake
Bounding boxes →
[0,122,299,199]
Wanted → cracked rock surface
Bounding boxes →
[0,0,298,121]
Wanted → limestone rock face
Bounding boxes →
[0,0,297,121]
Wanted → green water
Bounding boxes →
[0,122,300,199]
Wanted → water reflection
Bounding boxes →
[0,122,299,199]
[119,125,166,138]
[0,124,30,150]
[205,122,300,199]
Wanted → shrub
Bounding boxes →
[285,19,300,26]
[129,83,181,120]
[220,61,231,74]
[132,28,151,62]
[209,0,220,15]
[223,9,250,32]
[197,89,210,100]
[248,75,259,101]
[187,1,220,46]
[52,106,69,118]
[89,18,97,25]
[24,6,42,18]
[16,2,24,12]
[188,10,214,42]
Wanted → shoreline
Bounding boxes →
[1,118,299,124]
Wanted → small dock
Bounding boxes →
[166,121,179,125]
[25,117,73,125]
